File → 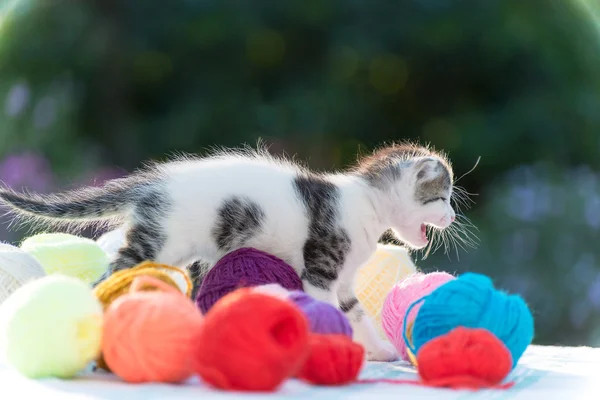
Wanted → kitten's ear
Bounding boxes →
[414,158,442,181]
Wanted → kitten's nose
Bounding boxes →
[450,215,455,222]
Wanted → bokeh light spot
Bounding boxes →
[329,46,359,81]
[33,96,57,129]
[133,51,173,84]
[422,118,460,149]
[246,29,286,68]
[368,54,408,95]
[5,81,29,117]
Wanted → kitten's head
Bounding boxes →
[356,143,456,250]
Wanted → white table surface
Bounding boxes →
[1,345,598,400]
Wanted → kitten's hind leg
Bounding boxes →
[337,281,398,362]
[92,222,166,287]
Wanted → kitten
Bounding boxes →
[0,142,456,361]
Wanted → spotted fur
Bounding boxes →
[0,142,458,362]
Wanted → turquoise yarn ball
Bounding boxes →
[408,272,534,368]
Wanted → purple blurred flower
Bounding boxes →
[76,167,127,187]
[0,152,53,192]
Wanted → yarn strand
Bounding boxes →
[401,295,428,355]
[130,276,181,295]
[356,378,514,390]
[133,261,193,297]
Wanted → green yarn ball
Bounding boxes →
[20,233,109,284]
[0,275,103,379]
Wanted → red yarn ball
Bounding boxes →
[193,288,310,392]
[417,327,513,389]
[297,334,365,386]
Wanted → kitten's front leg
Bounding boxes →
[337,282,398,362]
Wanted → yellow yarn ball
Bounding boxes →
[93,261,192,310]
[20,233,109,284]
[92,261,192,371]
[355,244,417,338]
[0,275,103,378]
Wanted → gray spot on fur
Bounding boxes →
[212,196,266,252]
[415,161,453,204]
[294,174,351,290]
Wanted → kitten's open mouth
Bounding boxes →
[420,223,428,243]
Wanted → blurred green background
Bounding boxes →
[1,0,600,347]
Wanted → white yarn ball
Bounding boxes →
[0,243,47,303]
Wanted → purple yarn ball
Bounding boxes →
[195,247,303,314]
[288,291,353,338]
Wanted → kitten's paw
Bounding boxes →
[365,339,398,362]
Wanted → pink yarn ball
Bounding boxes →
[381,271,455,361]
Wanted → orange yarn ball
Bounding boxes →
[417,327,513,389]
[297,334,365,386]
[93,261,192,371]
[193,288,310,392]
[102,276,203,383]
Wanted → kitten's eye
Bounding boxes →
[424,197,446,204]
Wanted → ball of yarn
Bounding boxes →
[288,291,353,337]
[103,275,203,383]
[193,288,310,392]
[0,275,103,378]
[20,233,109,284]
[416,327,513,389]
[409,272,534,368]
[93,261,192,371]
[297,334,365,386]
[94,261,192,310]
[355,244,416,338]
[195,247,303,314]
[382,271,455,360]
[0,243,46,304]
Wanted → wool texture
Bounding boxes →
[407,272,534,368]
[193,288,310,392]
[93,261,192,371]
[416,327,513,389]
[381,271,455,360]
[0,243,46,304]
[288,291,353,337]
[0,275,103,379]
[20,233,109,284]
[297,334,365,386]
[102,276,203,383]
[195,248,303,314]
[354,244,417,338]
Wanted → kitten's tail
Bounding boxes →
[0,176,145,230]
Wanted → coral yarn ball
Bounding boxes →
[289,291,353,337]
[381,271,455,360]
[411,272,534,368]
[195,248,303,314]
[102,276,203,383]
[193,289,310,392]
[297,334,365,386]
[417,327,513,389]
